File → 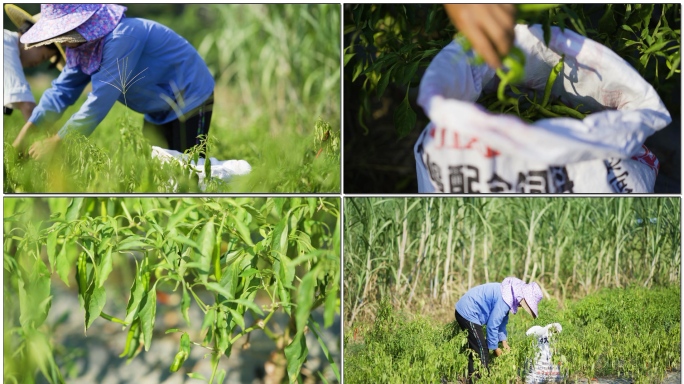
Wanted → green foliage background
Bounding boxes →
[4,197,340,383]
[344,4,681,193]
[4,4,341,193]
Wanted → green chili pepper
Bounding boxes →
[516,4,560,13]
[77,252,87,295]
[169,333,191,372]
[543,55,564,107]
[169,351,188,372]
[213,239,222,282]
[120,320,139,358]
[128,319,142,359]
[549,104,587,120]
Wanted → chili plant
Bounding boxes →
[345,4,680,137]
[4,197,341,383]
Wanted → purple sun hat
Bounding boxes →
[20,4,127,75]
[20,4,101,46]
[501,277,543,318]
[521,281,543,318]
[20,4,126,47]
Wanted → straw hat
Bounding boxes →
[4,4,67,70]
[19,4,97,48]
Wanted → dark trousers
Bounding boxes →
[455,309,490,382]
[143,93,214,154]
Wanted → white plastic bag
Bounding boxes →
[151,146,252,191]
[415,24,670,193]
[525,323,564,384]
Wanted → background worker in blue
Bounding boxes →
[455,277,543,382]
[12,4,215,159]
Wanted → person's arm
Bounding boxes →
[56,32,145,139]
[443,4,517,69]
[499,310,509,347]
[14,101,36,121]
[14,67,91,149]
[486,301,508,351]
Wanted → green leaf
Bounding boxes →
[85,286,106,329]
[201,307,216,345]
[228,299,264,316]
[284,333,308,382]
[216,369,226,384]
[343,52,355,66]
[46,229,58,272]
[187,372,207,381]
[116,240,149,251]
[394,91,416,138]
[206,282,234,300]
[197,217,215,283]
[124,274,145,326]
[644,41,670,54]
[271,217,289,257]
[598,6,617,35]
[65,198,84,221]
[167,204,199,230]
[18,260,52,329]
[227,308,245,330]
[376,66,392,97]
[306,198,317,218]
[621,24,635,34]
[139,289,157,351]
[97,246,113,288]
[171,235,201,251]
[308,317,340,382]
[55,244,70,287]
[242,204,266,225]
[232,215,254,246]
[295,271,316,335]
[324,283,338,328]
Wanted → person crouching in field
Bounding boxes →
[4,4,66,121]
[11,4,215,160]
[455,277,542,382]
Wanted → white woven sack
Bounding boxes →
[525,323,564,384]
[415,24,670,193]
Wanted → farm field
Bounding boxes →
[343,197,680,384]
[345,287,680,384]
[4,4,340,193]
[4,197,341,383]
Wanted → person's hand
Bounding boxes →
[494,348,503,357]
[28,134,61,160]
[444,4,517,69]
[502,340,510,351]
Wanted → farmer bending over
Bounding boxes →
[4,4,65,121]
[12,4,215,160]
[455,277,542,382]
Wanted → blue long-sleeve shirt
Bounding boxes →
[455,282,511,350]
[29,17,215,138]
